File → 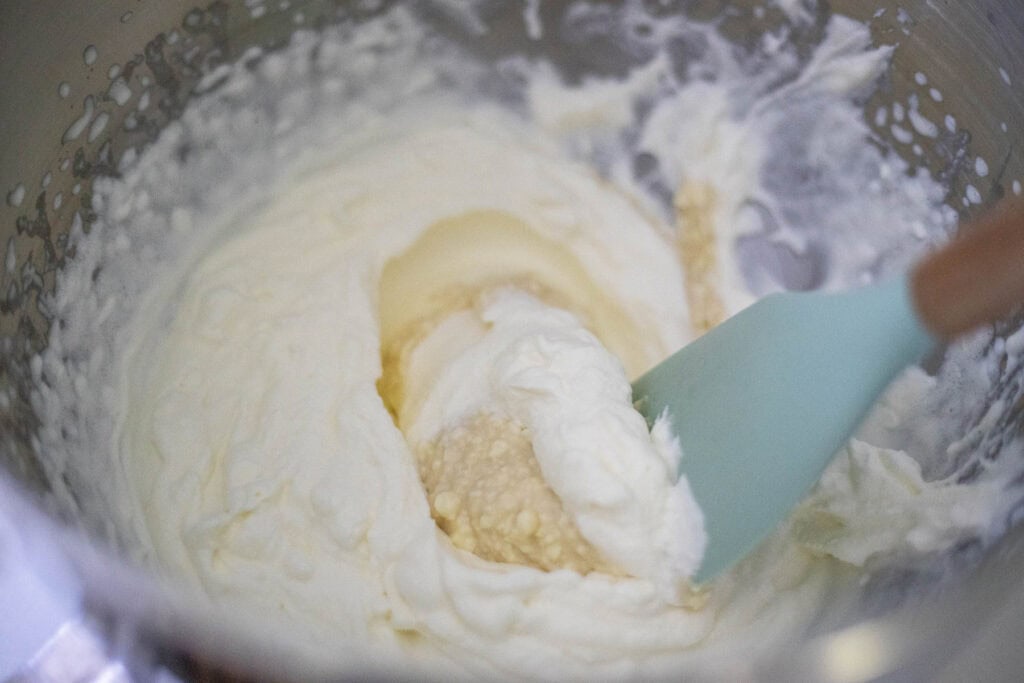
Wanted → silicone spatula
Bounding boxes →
[632,201,1024,583]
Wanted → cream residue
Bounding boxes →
[29,3,1023,680]
[793,439,1003,565]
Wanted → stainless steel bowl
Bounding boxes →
[1,1,1022,680]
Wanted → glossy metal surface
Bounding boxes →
[1,1,1022,680]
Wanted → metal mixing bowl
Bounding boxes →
[1,1,1022,680]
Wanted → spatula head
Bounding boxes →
[633,278,933,582]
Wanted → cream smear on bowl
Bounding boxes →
[29,2,1024,680]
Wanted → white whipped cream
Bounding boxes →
[401,287,705,599]
[30,4,1023,680]
[112,122,715,677]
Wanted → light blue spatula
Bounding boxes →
[633,201,1024,583]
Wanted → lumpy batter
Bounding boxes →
[31,3,1022,680]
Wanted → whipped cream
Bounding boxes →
[399,286,705,599]
[30,3,1023,680]
[112,122,715,676]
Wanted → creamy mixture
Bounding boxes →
[117,125,709,665]
[30,3,1023,680]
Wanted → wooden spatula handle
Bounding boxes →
[912,200,1024,340]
